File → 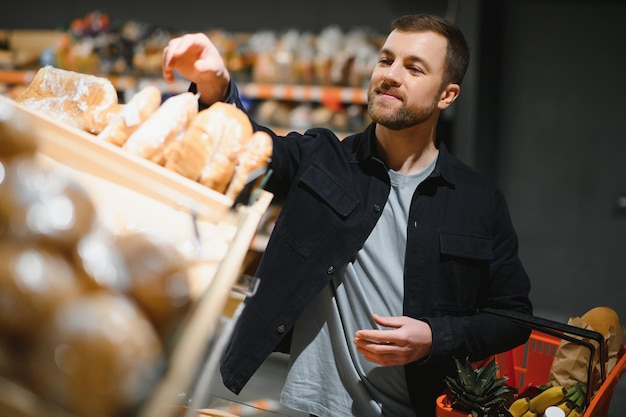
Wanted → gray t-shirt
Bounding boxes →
[281,156,437,417]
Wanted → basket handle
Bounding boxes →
[481,307,607,406]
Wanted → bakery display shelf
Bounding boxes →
[0,95,233,224]
[0,93,275,417]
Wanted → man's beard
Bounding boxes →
[367,88,439,130]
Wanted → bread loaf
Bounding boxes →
[97,85,162,146]
[190,102,253,192]
[163,101,253,190]
[0,157,97,252]
[123,92,198,164]
[15,65,119,134]
[225,130,273,200]
[29,292,162,417]
[0,242,84,342]
[114,231,192,342]
[164,101,252,184]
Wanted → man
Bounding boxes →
[162,14,532,417]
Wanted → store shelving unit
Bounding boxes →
[238,82,367,105]
[0,94,274,417]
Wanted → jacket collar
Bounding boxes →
[355,123,455,187]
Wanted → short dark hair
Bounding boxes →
[391,14,470,86]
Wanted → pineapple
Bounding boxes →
[444,357,515,417]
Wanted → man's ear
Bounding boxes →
[438,83,461,109]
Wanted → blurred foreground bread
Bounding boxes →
[29,292,163,417]
[0,109,210,417]
[114,231,193,342]
[15,65,119,134]
[0,100,38,158]
[0,157,97,252]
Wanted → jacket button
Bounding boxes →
[373,204,381,213]
[277,324,286,333]
[326,265,335,275]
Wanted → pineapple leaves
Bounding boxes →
[443,356,515,417]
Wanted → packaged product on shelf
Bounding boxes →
[15,65,120,134]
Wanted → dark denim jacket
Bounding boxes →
[199,82,533,416]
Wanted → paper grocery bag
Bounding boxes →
[548,316,625,393]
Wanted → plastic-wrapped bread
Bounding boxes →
[200,151,237,194]
[164,101,252,185]
[123,92,198,165]
[225,130,273,200]
[196,103,253,192]
[97,85,162,146]
[15,65,119,134]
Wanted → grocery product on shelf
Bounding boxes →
[15,65,120,134]
[98,84,162,146]
[10,67,273,204]
[164,101,253,185]
[122,91,198,164]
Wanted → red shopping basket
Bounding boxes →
[495,330,626,417]
[489,308,626,417]
[436,309,626,417]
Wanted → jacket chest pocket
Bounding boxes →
[276,164,358,259]
[434,232,493,314]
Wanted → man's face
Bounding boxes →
[367,29,449,130]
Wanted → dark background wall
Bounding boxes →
[2,0,625,414]
[0,0,448,33]
[455,1,626,414]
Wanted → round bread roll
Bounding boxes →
[114,231,192,341]
[0,242,84,342]
[73,226,131,293]
[164,101,253,184]
[29,291,163,417]
[0,157,97,252]
[97,85,162,146]
[123,92,198,165]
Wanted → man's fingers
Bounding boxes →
[371,313,403,328]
